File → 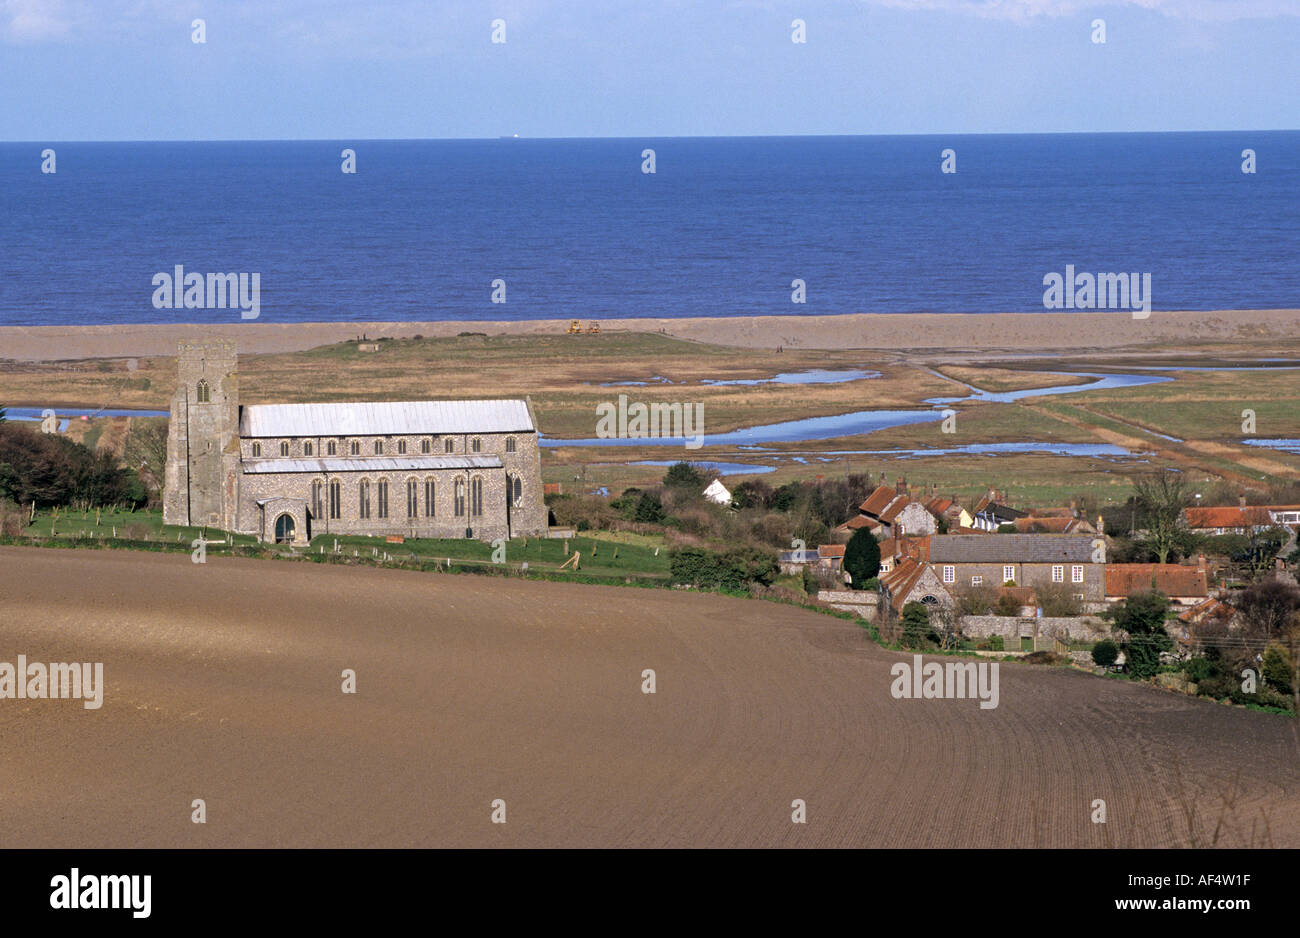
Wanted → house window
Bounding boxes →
[942,565,955,583]
[359,480,371,520]
[280,441,289,457]
[1003,565,1015,583]
[421,439,431,454]
[251,442,262,457]
[374,440,384,455]
[397,440,407,455]
[350,441,361,456]
[471,438,481,453]
[506,437,516,454]
[470,476,483,516]
[1071,565,1084,583]
[327,440,337,456]
[304,441,313,456]
[328,480,341,519]
[1052,565,1064,583]
[445,438,455,454]
[454,478,466,516]
[406,479,418,519]
[971,575,982,586]
[196,379,210,403]
[377,480,389,519]
[311,480,323,518]
[424,479,435,517]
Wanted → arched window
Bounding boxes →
[510,475,522,506]
[421,438,431,454]
[280,441,289,457]
[376,479,389,519]
[311,480,323,518]
[506,437,516,453]
[471,438,481,453]
[251,442,262,457]
[359,479,371,519]
[350,441,360,455]
[406,479,418,518]
[397,439,407,455]
[470,476,483,516]
[374,439,384,455]
[304,441,314,456]
[424,479,435,517]
[327,440,337,456]
[444,438,454,454]
[454,478,466,517]
[328,480,341,519]
[196,379,210,403]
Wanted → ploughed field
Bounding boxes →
[2,546,1297,848]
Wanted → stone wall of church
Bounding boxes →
[163,340,239,528]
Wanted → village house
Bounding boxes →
[1183,497,1291,535]
[1104,560,1209,606]
[969,488,1027,532]
[833,478,937,541]
[927,533,1106,602]
[879,556,952,613]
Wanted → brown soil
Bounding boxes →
[1,545,1296,848]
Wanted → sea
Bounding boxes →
[1,132,1296,327]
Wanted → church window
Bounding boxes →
[196,379,210,403]
[311,480,323,518]
[328,481,341,519]
[377,480,389,519]
[327,440,337,456]
[424,479,435,517]
[374,440,383,455]
[421,439,431,454]
[397,439,407,455]
[252,442,262,457]
[445,438,454,454]
[454,479,466,516]
[280,441,289,457]
[304,441,313,456]
[406,479,418,518]
[471,438,481,453]
[506,437,516,453]
[470,476,483,516]
[510,475,522,506]
[350,441,361,455]
[359,480,371,519]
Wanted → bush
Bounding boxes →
[843,528,880,589]
[1182,655,1219,684]
[859,577,880,591]
[1106,591,1172,679]
[987,635,1004,652]
[994,593,1022,617]
[663,462,705,491]
[668,545,778,591]
[1262,644,1294,694]
[633,491,665,524]
[900,601,931,649]
[1091,639,1119,668]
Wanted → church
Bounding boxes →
[163,339,548,544]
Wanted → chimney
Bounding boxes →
[1239,493,1247,508]
[1097,514,1105,535]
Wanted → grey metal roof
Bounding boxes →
[243,456,504,474]
[929,534,1097,564]
[239,400,534,438]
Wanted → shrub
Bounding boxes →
[1106,591,1172,679]
[900,601,931,649]
[668,545,778,591]
[1262,644,1294,694]
[663,462,705,491]
[994,593,1022,617]
[1091,639,1119,668]
[987,635,1004,652]
[843,529,881,589]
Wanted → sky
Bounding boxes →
[1,0,1297,140]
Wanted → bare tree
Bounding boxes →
[1133,472,1191,564]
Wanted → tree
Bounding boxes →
[1106,590,1172,679]
[663,462,705,491]
[843,529,881,589]
[900,602,931,649]
[633,491,665,524]
[1232,577,1300,645]
[1132,472,1191,564]
[1092,639,1119,668]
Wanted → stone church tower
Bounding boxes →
[163,339,240,529]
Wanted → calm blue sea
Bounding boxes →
[1,133,1296,326]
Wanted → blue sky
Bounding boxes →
[2,0,1297,140]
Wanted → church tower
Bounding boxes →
[163,339,240,529]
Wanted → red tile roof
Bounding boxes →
[1184,506,1267,529]
[859,485,898,516]
[818,544,845,558]
[1105,564,1208,598]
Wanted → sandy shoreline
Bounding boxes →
[0,309,1297,361]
